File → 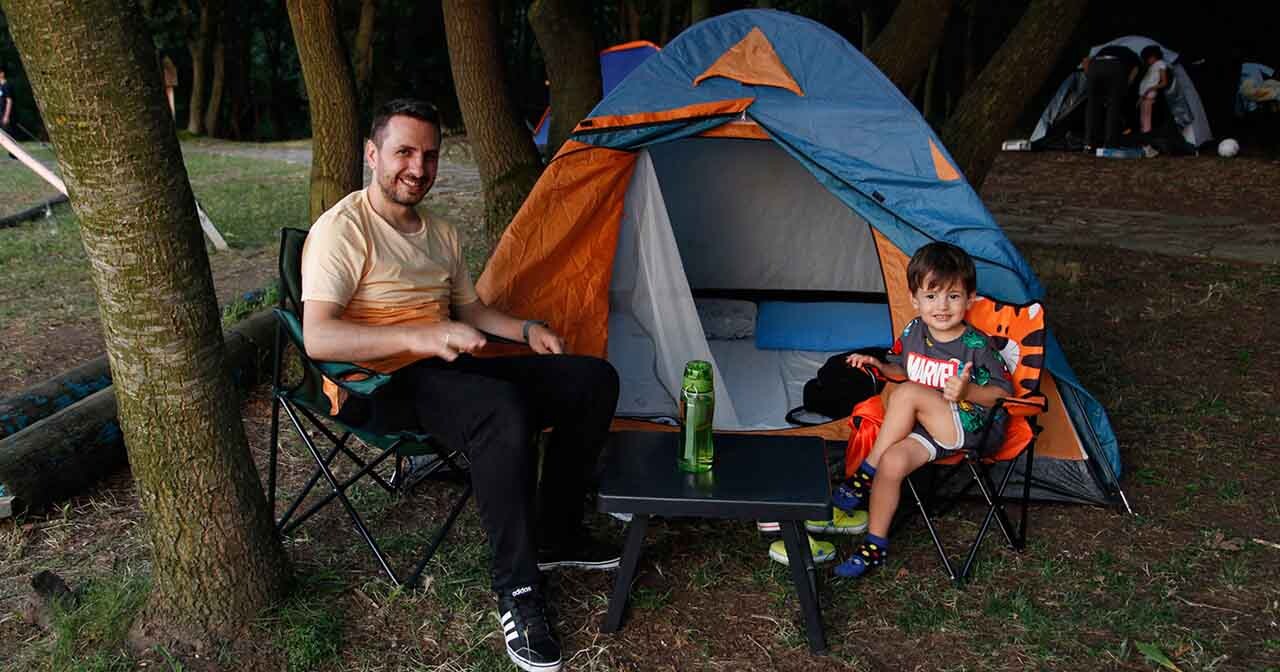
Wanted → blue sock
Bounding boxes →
[860,462,877,478]
[865,532,889,550]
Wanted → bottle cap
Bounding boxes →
[682,360,713,393]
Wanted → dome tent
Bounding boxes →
[478,10,1126,507]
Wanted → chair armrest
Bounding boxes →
[995,394,1049,417]
[272,308,392,398]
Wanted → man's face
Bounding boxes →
[366,115,441,207]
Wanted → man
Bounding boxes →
[1082,44,1140,151]
[0,65,14,159]
[301,98,620,672]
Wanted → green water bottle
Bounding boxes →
[678,360,715,473]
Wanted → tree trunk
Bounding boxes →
[963,0,980,87]
[860,4,878,50]
[0,0,287,651]
[352,0,377,102]
[203,38,225,137]
[286,0,362,223]
[529,0,601,157]
[443,0,543,246]
[941,0,1088,188]
[184,0,211,135]
[864,0,954,95]
[923,48,942,124]
[659,0,673,45]
[690,0,710,24]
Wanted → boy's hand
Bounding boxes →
[846,353,883,371]
[943,360,971,402]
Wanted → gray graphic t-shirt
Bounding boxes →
[886,317,1014,436]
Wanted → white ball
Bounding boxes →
[1217,138,1239,158]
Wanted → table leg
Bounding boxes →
[780,521,827,655]
[603,513,649,633]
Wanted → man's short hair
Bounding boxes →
[1140,45,1163,62]
[906,242,977,294]
[369,98,441,148]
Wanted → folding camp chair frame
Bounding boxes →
[266,227,473,590]
[895,396,1046,586]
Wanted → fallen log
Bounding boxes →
[0,309,277,514]
[0,195,70,229]
[1,358,113,440]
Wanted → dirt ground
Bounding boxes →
[2,148,1279,671]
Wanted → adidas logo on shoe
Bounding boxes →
[498,586,562,672]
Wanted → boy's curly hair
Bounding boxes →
[906,242,977,294]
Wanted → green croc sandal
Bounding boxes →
[767,535,836,566]
[804,508,869,535]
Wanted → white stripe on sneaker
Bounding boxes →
[506,630,520,642]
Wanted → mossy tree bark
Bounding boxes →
[0,0,288,652]
[287,0,362,223]
[864,0,954,96]
[529,0,601,158]
[443,0,542,247]
[941,0,1088,188]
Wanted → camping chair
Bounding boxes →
[889,299,1049,585]
[267,227,472,589]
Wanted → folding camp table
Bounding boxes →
[597,430,831,654]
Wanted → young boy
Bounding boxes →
[1137,45,1169,156]
[830,242,1013,578]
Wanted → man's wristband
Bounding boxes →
[522,320,549,344]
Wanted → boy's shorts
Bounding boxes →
[907,401,1004,462]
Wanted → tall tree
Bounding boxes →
[287,0,362,223]
[690,0,711,24]
[864,0,954,95]
[201,1,226,137]
[443,0,543,246]
[0,0,288,651]
[181,0,213,135]
[941,0,1088,187]
[529,0,601,157]
[351,0,377,103]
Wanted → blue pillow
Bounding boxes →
[755,301,893,352]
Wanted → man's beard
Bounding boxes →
[378,171,429,206]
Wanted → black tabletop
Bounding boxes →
[597,431,831,520]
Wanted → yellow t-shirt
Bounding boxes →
[301,188,479,412]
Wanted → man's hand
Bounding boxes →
[942,360,971,402]
[526,322,564,355]
[415,321,486,361]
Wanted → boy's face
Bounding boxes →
[910,274,975,336]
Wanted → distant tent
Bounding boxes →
[533,41,661,153]
[482,10,1126,507]
[1238,62,1277,116]
[1031,36,1213,150]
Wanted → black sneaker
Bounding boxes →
[498,585,562,672]
[536,533,621,571]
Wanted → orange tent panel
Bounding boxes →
[693,27,804,96]
[477,142,636,358]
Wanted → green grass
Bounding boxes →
[43,571,151,672]
[267,570,347,672]
[0,144,308,334]
[0,143,62,218]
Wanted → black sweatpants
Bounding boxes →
[339,354,619,593]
